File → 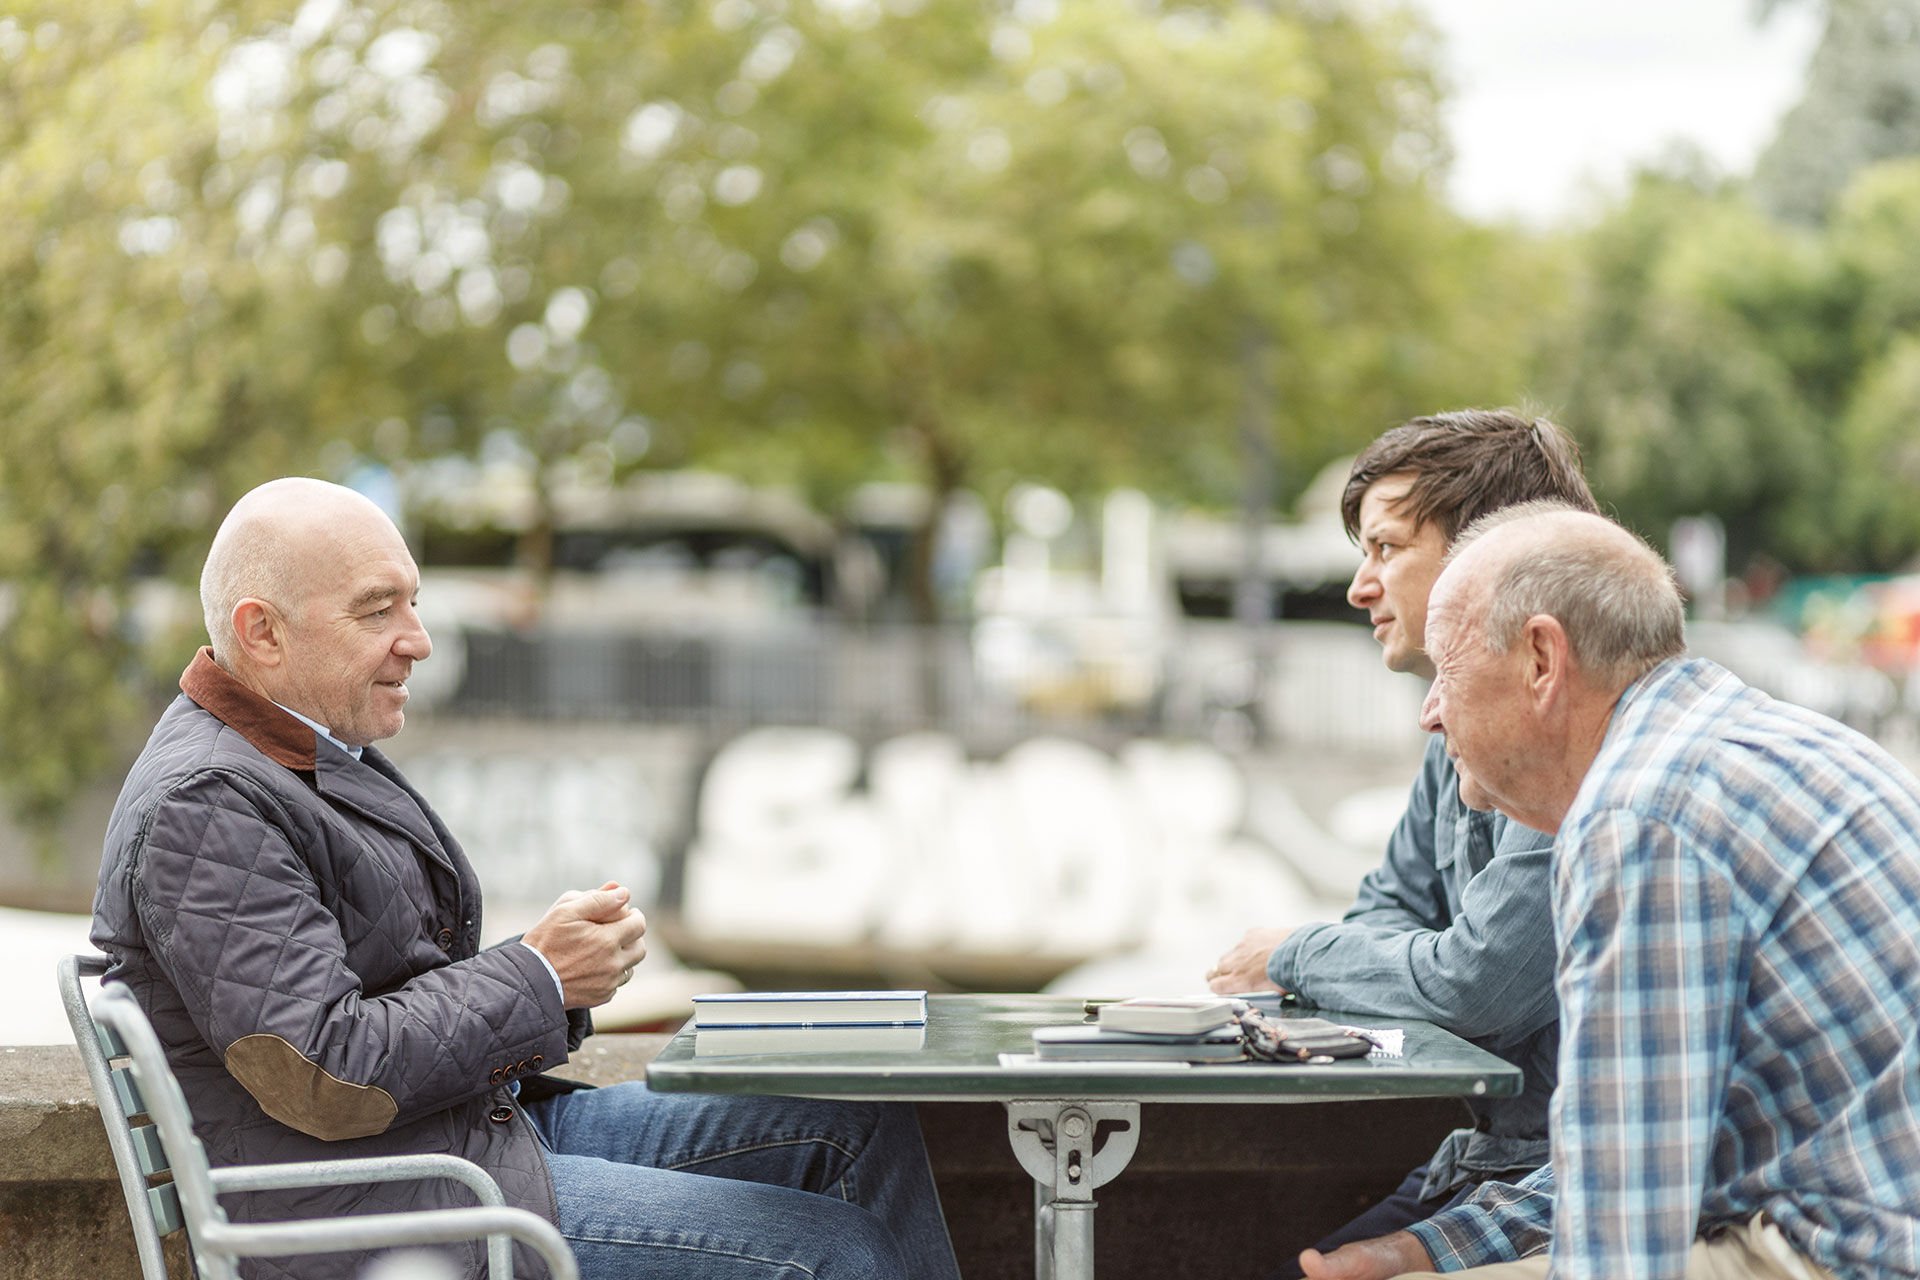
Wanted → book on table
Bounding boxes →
[694,1023,928,1057]
[1096,996,1237,1036]
[1031,1023,1246,1063]
[689,989,929,1028]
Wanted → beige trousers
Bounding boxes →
[1406,1216,1838,1280]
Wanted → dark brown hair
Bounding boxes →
[1339,408,1597,543]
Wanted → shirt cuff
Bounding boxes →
[1407,1204,1524,1272]
[1266,926,1308,991]
[519,940,565,1002]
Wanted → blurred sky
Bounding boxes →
[1418,0,1823,225]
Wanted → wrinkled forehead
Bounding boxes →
[1424,558,1484,661]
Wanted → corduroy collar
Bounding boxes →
[179,647,318,771]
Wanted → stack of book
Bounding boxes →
[690,989,929,1058]
[1031,995,1244,1063]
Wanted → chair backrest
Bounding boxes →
[62,954,579,1280]
[57,953,184,1280]
[91,982,247,1279]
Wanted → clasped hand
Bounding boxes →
[522,880,649,1009]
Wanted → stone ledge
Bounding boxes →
[0,1036,681,1185]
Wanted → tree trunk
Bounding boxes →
[905,416,967,724]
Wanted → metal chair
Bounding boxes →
[58,954,578,1280]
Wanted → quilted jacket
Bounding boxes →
[92,649,587,1280]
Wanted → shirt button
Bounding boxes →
[435,928,455,950]
[488,1105,514,1124]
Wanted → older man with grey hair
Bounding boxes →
[1302,503,1920,1280]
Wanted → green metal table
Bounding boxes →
[645,994,1521,1280]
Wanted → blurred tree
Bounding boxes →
[1529,169,1844,571]
[1,0,1543,830]
[1820,158,1920,565]
[1531,151,1920,577]
[253,0,1534,619]
[574,0,1541,621]
[0,2,372,850]
[1752,0,1920,225]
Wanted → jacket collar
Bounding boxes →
[179,647,318,771]
[179,649,455,873]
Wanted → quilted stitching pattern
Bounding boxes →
[93,693,570,1280]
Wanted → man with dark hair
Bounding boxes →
[92,478,961,1280]
[1207,409,1598,1277]
[1337,409,1592,546]
[1302,506,1920,1280]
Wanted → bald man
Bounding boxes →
[1303,503,1920,1280]
[92,479,961,1280]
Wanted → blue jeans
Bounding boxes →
[524,1082,960,1280]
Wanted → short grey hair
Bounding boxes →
[1449,500,1685,688]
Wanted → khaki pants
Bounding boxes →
[1407,1215,1837,1280]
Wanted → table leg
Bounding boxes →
[1034,1179,1053,1280]
[1005,1101,1142,1280]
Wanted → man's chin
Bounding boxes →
[1458,786,1498,812]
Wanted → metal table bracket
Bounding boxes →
[1006,1100,1141,1280]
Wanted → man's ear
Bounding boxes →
[230,598,286,669]
[1520,614,1571,709]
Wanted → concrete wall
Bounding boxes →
[3,1035,1465,1280]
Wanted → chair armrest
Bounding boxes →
[209,1153,504,1206]
[209,1154,515,1278]
[197,1205,577,1280]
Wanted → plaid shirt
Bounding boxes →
[1409,657,1920,1280]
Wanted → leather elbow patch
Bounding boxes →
[224,1034,399,1140]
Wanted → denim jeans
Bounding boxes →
[524,1082,961,1280]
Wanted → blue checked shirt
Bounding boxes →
[1409,657,1920,1280]
[1270,733,1557,1195]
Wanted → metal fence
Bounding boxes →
[432,619,1430,755]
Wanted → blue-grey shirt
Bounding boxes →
[1269,733,1558,1196]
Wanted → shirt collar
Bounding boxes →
[273,702,364,761]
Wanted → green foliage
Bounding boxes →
[0,2,351,846]
[0,0,1603,829]
[1752,0,1920,225]
[1530,153,1920,575]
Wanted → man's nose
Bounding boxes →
[1418,682,1443,734]
[1347,562,1377,609]
[396,608,432,661]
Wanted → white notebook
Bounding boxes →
[690,989,929,1028]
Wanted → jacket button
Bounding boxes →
[530,1054,543,1069]
[435,928,455,950]
[488,1067,505,1084]
[514,1058,529,1075]
[488,1105,514,1124]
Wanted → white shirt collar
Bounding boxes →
[273,703,364,761]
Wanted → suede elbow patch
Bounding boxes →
[224,1034,399,1140]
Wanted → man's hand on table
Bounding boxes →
[522,881,649,1009]
[1298,1231,1435,1279]
[1205,926,1294,995]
